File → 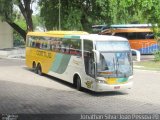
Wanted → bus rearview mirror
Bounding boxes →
[92,50,100,63]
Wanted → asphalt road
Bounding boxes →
[0,58,160,115]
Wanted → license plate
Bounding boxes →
[114,86,120,89]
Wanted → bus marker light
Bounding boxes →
[114,86,120,89]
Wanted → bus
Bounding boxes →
[110,24,154,28]
[26,31,133,92]
[92,24,154,33]
[100,25,158,54]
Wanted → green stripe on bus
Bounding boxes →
[56,54,71,74]
[50,53,71,74]
[64,35,80,39]
[50,53,63,72]
[117,78,128,83]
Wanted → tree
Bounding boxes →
[39,0,150,32]
[38,0,160,33]
[0,0,34,41]
[39,0,108,32]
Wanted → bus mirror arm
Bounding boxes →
[92,50,100,63]
[131,49,141,61]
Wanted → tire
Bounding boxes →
[37,64,43,76]
[76,76,81,91]
[32,62,37,73]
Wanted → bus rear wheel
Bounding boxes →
[37,64,43,76]
[32,62,37,73]
[75,76,81,91]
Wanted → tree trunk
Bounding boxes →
[80,14,91,32]
[18,0,33,31]
[7,21,26,41]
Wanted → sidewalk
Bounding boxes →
[0,47,25,59]
[132,55,154,61]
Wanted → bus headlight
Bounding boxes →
[96,77,105,83]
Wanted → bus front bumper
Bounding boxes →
[94,81,133,92]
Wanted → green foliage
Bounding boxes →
[39,0,107,31]
[13,14,42,46]
[32,15,42,30]
[0,0,14,21]
[13,17,26,46]
[154,51,160,61]
[1,0,160,41]
[14,15,27,30]
[13,31,25,46]
[0,0,34,41]
[40,0,160,32]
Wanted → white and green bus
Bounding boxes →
[26,31,133,92]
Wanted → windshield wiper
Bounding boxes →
[113,58,118,77]
[116,57,119,73]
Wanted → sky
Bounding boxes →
[32,0,40,15]
[13,0,40,15]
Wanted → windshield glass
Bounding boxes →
[96,41,130,51]
[97,52,133,78]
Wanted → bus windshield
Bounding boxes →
[97,52,132,78]
[96,41,130,51]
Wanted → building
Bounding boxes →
[0,21,13,49]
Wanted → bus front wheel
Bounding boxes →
[75,76,81,91]
[32,62,37,73]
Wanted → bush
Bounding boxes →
[13,31,25,47]
[154,51,160,61]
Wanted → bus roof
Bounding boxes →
[110,24,154,28]
[101,28,152,34]
[46,31,88,35]
[78,34,128,42]
[92,24,156,30]
[27,31,128,42]
[27,31,89,37]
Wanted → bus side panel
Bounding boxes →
[26,47,56,73]
[26,48,89,87]
[129,39,158,54]
[26,47,33,69]
[47,54,96,90]
[49,53,71,74]
[48,55,81,82]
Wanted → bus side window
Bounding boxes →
[61,38,81,56]
[128,33,135,39]
[41,43,45,50]
[36,42,40,48]
[114,33,128,38]
[32,42,36,48]
[145,33,154,39]
[29,41,33,47]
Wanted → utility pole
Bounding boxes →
[59,0,61,30]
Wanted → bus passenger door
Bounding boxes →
[84,52,95,77]
[83,51,96,89]
[83,40,95,89]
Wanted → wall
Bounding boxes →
[0,21,13,49]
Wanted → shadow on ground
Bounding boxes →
[23,67,129,97]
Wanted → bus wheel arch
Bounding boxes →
[73,74,82,91]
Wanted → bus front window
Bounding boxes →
[97,52,132,78]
